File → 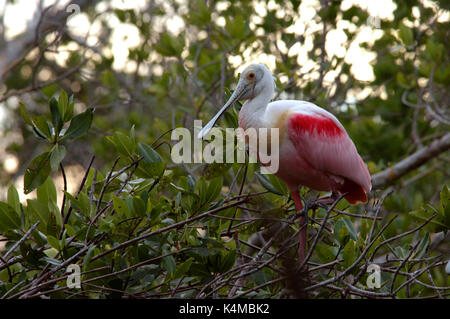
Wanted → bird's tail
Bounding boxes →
[339,178,368,204]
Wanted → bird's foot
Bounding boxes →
[304,199,324,211]
[314,192,340,208]
[296,205,308,225]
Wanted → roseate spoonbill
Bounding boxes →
[198,63,371,265]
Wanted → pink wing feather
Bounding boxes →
[287,111,371,203]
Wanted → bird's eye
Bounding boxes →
[248,72,255,80]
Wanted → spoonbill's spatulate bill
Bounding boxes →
[200,63,372,264]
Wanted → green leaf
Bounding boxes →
[63,108,93,140]
[360,219,369,239]
[220,249,236,272]
[107,131,135,157]
[334,219,350,245]
[48,199,63,229]
[187,0,211,26]
[49,97,63,134]
[37,177,57,205]
[162,256,176,275]
[43,257,61,266]
[113,195,131,218]
[138,143,162,163]
[187,175,195,192]
[63,95,75,122]
[50,144,66,171]
[100,70,117,87]
[42,83,59,98]
[267,174,288,195]
[138,143,165,177]
[342,217,358,241]
[83,245,96,270]
[396,72,413,89]
[439,184,450,227]
[65,191,90,216]
[24,152,51,194]
[47,235,60,250]
[395,246,407,259]
[409,205,448,232]
[226,15,246,39]
[44,248,58,258]
[7,185,21,215]
[58,90,68,119]
[19,102,32,125]
[426,39,444,63]
[31,116,52,140]
[60,229,67,249]
[36,178,62,229]
[206,177,222,203]
[64,224,77,237]
[27,199,50,232]
[342,240,355,268]
[195,177,208,205]
[255,172,283,195]
[129,125,136,145]
[398,23,413,46]
[155,33,184,57]
[0,202,21,231]
[131,196,146,217]
[414,232,430,259]
[84,167,96,191]
[174,258,193,278]
[315,244,335,263]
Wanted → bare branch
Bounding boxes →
[0,0,96,81]
[371,133,450,188]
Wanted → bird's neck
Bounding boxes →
[239,88,273,130]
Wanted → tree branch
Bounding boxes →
[0,0,95,81]
[371,133,450,188]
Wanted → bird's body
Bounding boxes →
[199,63,371,264]
[239,99,371,204]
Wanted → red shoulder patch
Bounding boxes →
[289,113,343,137]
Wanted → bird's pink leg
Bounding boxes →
[291,190,306,266]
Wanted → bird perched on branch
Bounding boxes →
[199,63,371,265]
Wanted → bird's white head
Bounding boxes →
[198,63,274,138]
[235,63,274,100]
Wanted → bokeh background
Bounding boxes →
[0,0,448,202]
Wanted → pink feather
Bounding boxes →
[285,111,371,203]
